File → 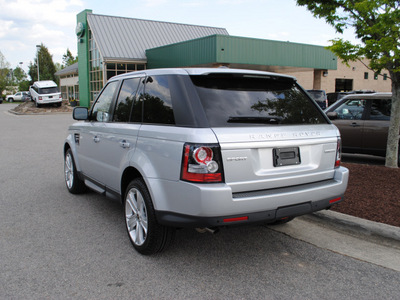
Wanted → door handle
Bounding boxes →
[93,136,100,143]
[120,140,130,149]
[351,122,360,127]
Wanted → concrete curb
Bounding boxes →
[307,210,400,243]
[7,109,73,116]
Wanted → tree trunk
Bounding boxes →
[385,71,400,168]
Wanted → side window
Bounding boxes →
[333,99,366,120]
[91,81,119,122]
[142,75,175,125]
[113,77,141,122]
[369,99,391,121]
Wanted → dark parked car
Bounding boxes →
[324,92,398,165]
[327,90,376,107]
[327,92,350,107]
[306,90,328,109]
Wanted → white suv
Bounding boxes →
[29,80,62,107]
[64,68,349,255]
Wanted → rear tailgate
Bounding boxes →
[212,124,340,193]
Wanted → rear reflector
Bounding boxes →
[329,197,342,204]
[223,216,248,223]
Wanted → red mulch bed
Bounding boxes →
[331,163,400,227]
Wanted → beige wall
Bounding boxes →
[60,75,79,87]
[284,70,314,89]
[321,58,391,93]
[284,58,392,93]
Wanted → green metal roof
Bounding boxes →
[146,35,337,71]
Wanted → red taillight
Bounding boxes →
[181,143,223,183]
[335,137,342,168]
[39,96,42,100]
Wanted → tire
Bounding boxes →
[35,100,41,108]
[64,149,86,194]
[124,179,175,255]
[8,98,14,102]
[398,145,400,168]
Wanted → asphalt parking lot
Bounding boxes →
[1,103,399,299]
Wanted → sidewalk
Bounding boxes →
[310,210,400,242]
[267,210,400,272]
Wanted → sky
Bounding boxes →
[0,0,360,74]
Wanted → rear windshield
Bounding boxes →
[190,74,327,127]
[38,87,59,94]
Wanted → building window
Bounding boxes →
[105,62,147,81]
[61,86,67,100]
[335,78,353,92]
[374,73,379,80]
[89,27,104,103]
[364,72,368,79]
[74,84,79,101]
[383,74,388,80]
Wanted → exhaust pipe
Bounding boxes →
[195,227,219,234]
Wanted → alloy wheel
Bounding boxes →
[125,188,148,246]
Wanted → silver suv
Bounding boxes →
[64,68,349,255]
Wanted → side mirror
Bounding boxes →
[73,107,89,120]
[326,111,338,120]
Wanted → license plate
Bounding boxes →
[273,147,301,167]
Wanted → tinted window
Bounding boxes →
[114,77,141,122]
[369,99,391,120]
[91,81,119,122]
[333,99,366,120]
[38,87,59,94]
[190,74,327,127]
[307,90,325,101]
[141,76,175,125]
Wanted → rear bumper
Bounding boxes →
[156,196,343,227]
[37,99,62,104]
[149,166,349,227]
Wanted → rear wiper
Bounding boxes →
[227,116,282,124]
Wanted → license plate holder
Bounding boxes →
[273,147,301,167]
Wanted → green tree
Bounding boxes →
[19,80,31,92]
[0,51,11,95]
[11,66,29,92]
[62,48,77,68]
[297,0,400,168]
[28,44,57,84]
[13,66,27,83]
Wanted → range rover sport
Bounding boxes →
[64,68,349,255]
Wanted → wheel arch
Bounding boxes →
[121,167,144,201]
[63,141,82,172]
[63,142,71,155]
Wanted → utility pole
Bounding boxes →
[36,45,40,81]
